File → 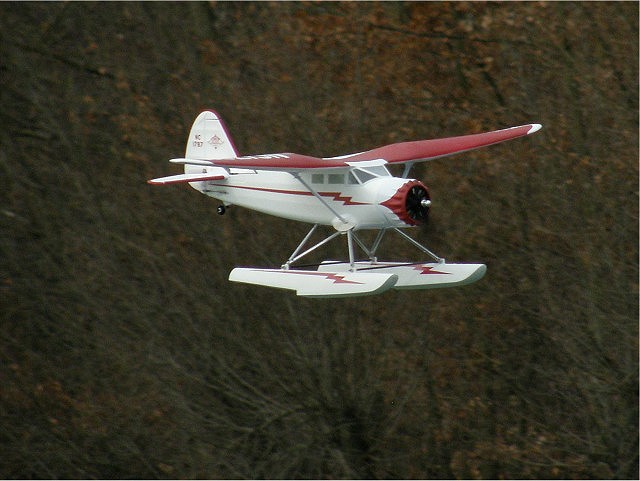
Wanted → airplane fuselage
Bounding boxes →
[185,163,429,230]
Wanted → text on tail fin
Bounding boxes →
[185,110,238,160]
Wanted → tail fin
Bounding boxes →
[185,110,238,160]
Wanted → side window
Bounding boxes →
[311,173,324,184]
[328,173,345,184]
[348,171,360,184]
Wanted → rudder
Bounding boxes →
[185,110,238,160]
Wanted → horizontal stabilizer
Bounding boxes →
[147,169,228,185]
[317,262,486,290]
[229,268,398,298]
[169,158,216,166]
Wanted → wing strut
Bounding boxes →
[401,162,414,178]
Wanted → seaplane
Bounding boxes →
[149,110,541,298]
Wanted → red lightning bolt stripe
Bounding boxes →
[414,265,450,275]
[320,192,368,206]
[207,184,368,206]
[259,270,363,285]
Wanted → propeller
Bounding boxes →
[380,179,432,226]
[406,184,431,222]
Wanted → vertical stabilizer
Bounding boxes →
[185,110,238,160]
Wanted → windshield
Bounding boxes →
[351,165,391,183]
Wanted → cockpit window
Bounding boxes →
[351,165,391,184]
[353,169,376,183]
[364,165,391,177]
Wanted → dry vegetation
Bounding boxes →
[1,2,637,479]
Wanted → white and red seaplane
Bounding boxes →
[149,110,541,297]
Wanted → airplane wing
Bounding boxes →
[330,123,542,165]
[197,123,540,171]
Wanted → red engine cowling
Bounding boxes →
[380,179,431,226]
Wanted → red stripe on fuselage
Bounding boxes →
[208,183,369,205]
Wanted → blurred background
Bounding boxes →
[1,2,637,478]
